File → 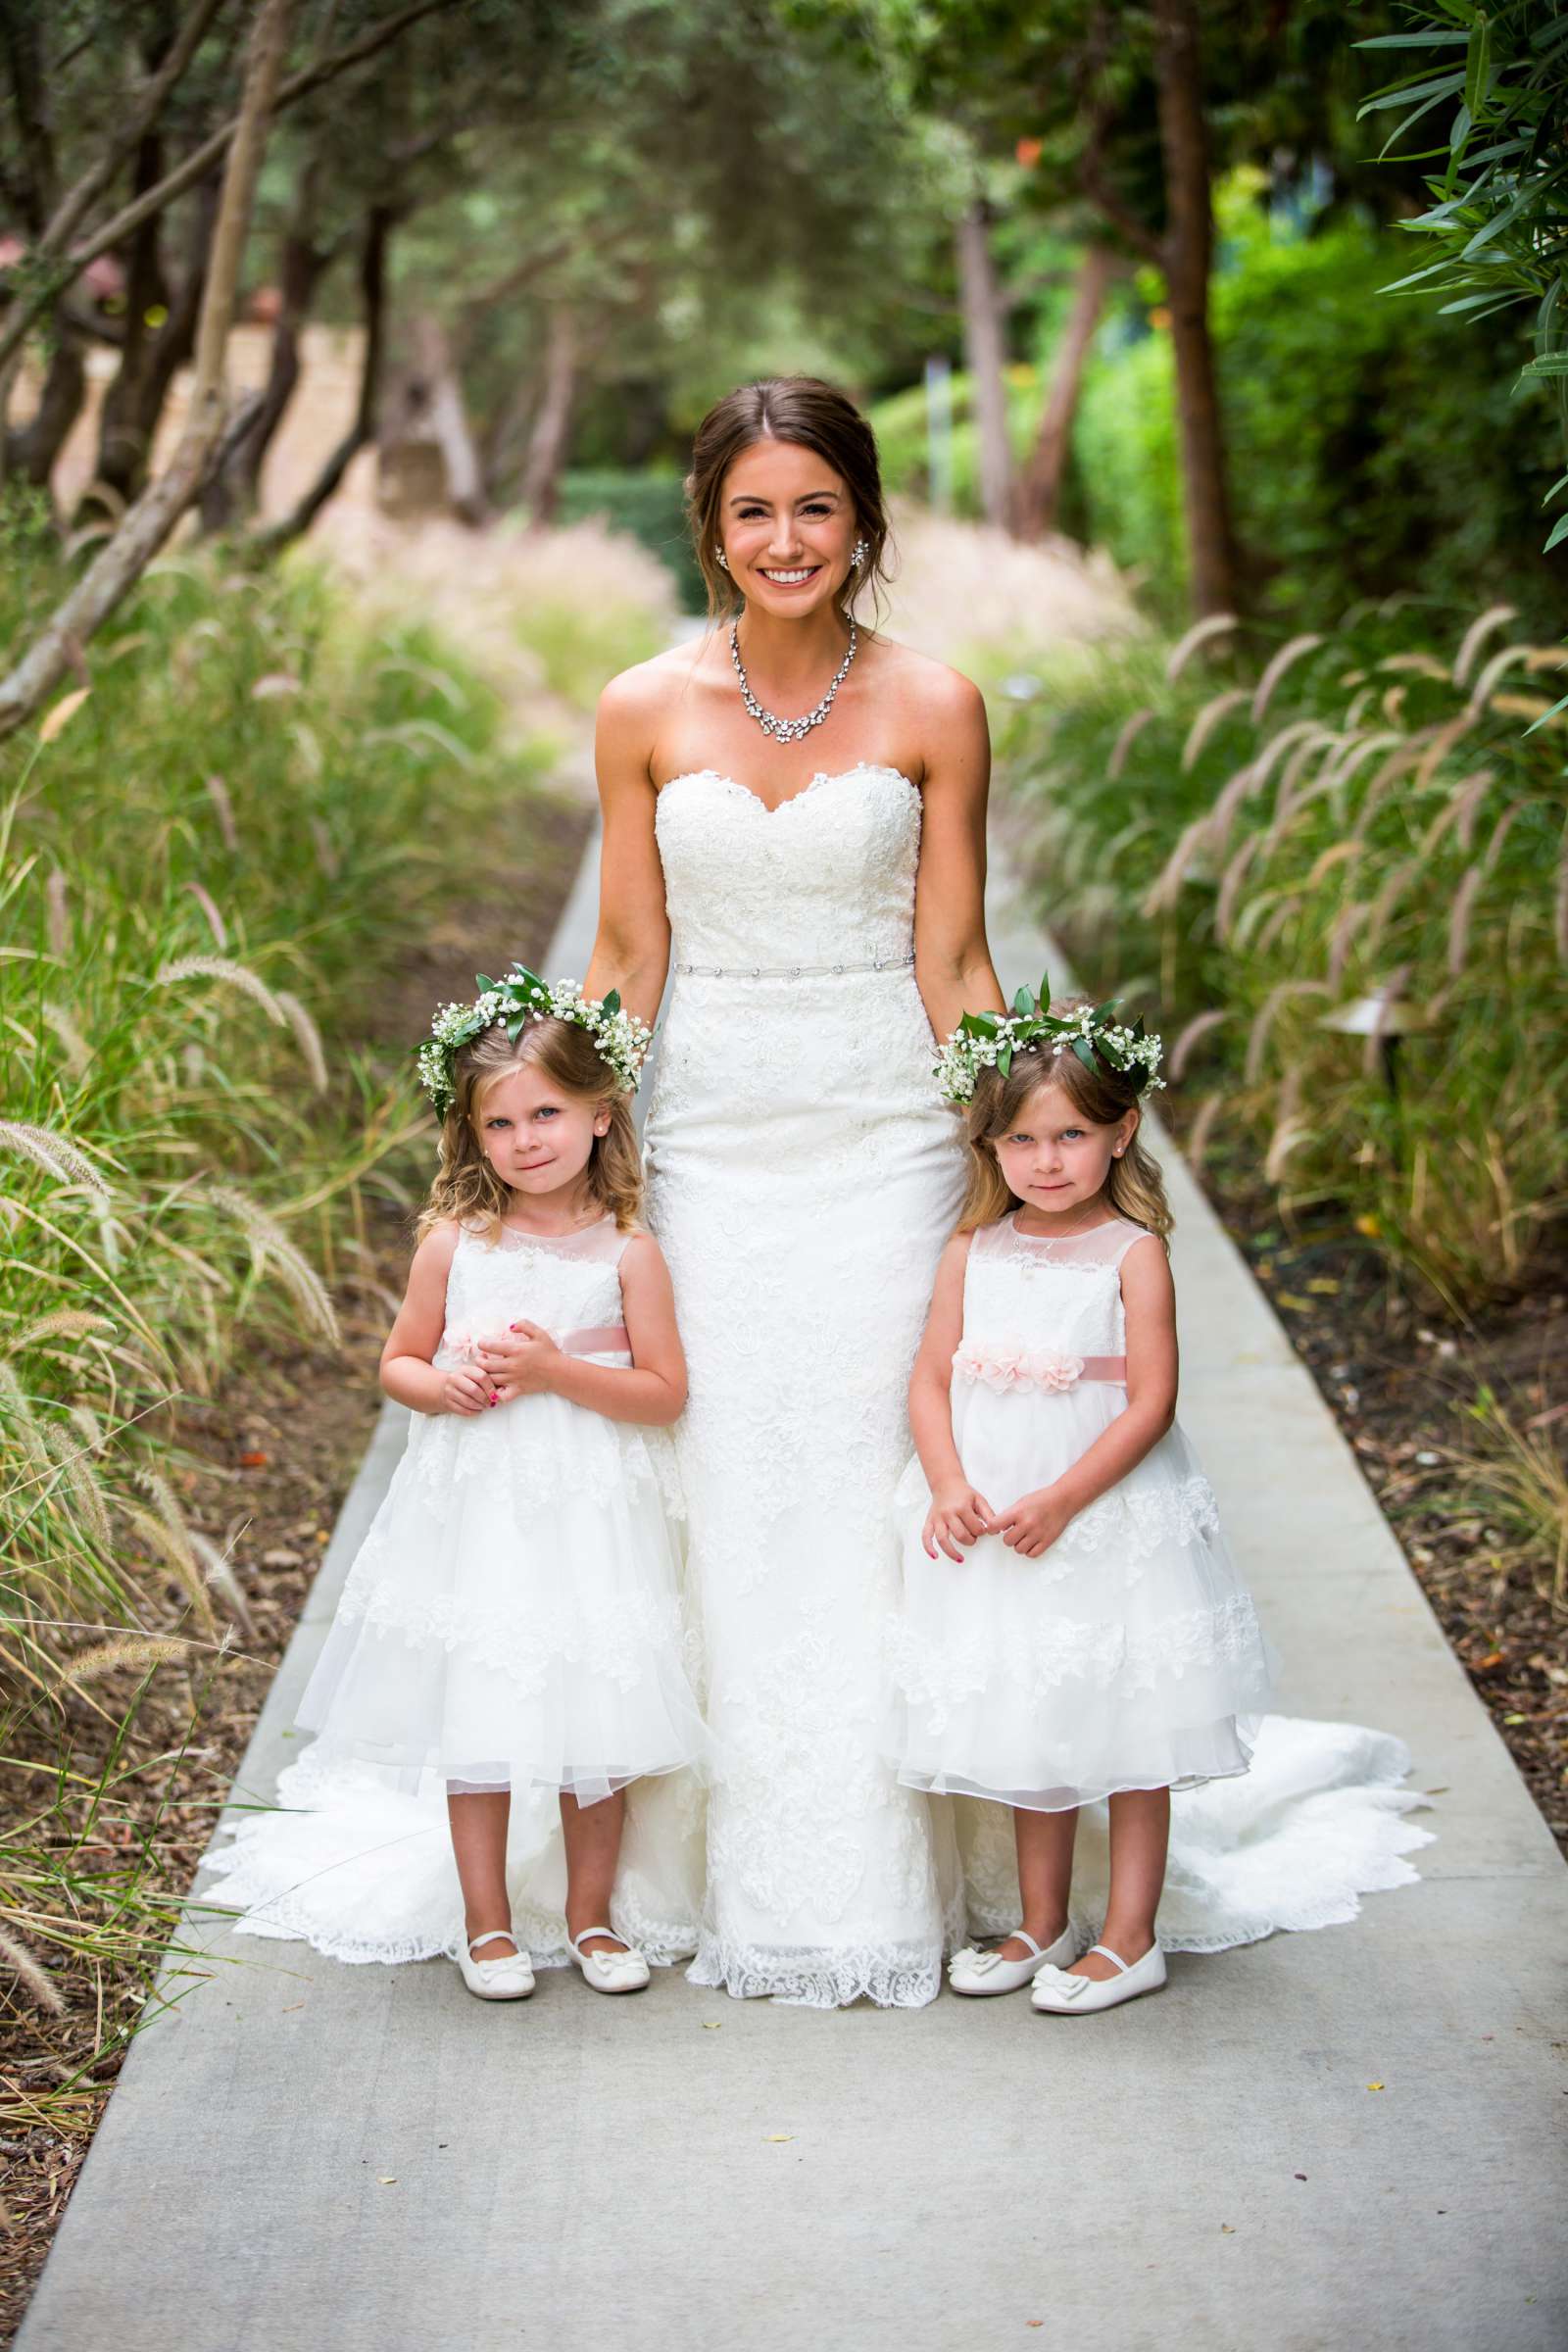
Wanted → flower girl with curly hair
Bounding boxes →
[210,970,705,2002]
[893,984,1274,2014]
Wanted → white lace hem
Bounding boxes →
[686,1931,945,2010]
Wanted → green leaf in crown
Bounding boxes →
[416,959,654,1122]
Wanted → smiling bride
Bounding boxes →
[587,379,1006,2004]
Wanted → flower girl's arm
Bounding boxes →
[907,1235,971,1488]
[379,1227,488,1416]
[909,1237,996,1557]
[583,669,672,1026]
[994,1240,1179,1554]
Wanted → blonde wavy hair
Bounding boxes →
[957,995,1173,1245]
[416,1016,643,1242]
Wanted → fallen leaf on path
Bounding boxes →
[377,2176,397,2184]
[1366,2082,1385,2091]
[1220,2224,1235,2233]
[701,2022,721,2031]
[765,2134,794,2143]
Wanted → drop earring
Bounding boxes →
[715,548,730,572]
[850,539,867,568]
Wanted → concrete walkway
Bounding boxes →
[18,829,1567,2352]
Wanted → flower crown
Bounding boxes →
[934,975,1165,1107]
[416,964,653,1120]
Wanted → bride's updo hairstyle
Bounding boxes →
[958,996,1173,1243]
[685,375,893,624]
[417,1018,643,1242]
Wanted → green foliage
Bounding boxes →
[869,367,1047,514]
[558,469,706,612]
[1063,191,1567,627]
[1358,0,1568,498]
[1003,602,1568,1312]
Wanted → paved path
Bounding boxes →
[18,829,1567,2352]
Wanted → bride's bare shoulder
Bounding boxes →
[863,633,987,739]
[597,633,717,729]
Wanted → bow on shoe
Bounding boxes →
[948,1943,1005,1976]
[1033,1964,1092,1999]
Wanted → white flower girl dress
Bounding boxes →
[204,1216,707,1967]
[894,1213,1275,1811]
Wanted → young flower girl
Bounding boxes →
[210,966,705,2000]
[893,983,1275,2014]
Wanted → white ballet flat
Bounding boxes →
[947,1924,1078,1997]
[1030,1940,1166,2014]
[566,1927,651,1994]
[456,1929,535,2001]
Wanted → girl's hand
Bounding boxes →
[474,1319,562,1404]
[923,1481,997,1564]
[440,1367,493,1417]
[993,1485,1075,1560]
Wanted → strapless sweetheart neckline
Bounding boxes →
[658,762,919,817]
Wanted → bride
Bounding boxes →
[585,376,1431,2009]
[587,377,999,2005]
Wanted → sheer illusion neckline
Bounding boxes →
[657,762,919,818]
[487,1214,616,1256]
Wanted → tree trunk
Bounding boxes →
[0,0,294,740]
[956,196,1011,531]
[86,173,217,520]
[1152,0,1242,618]
[5,325,86,488]
[413,313,487,524]
[200,154,328,534]
[521,305,576,527]
[255,200,389,553]
[1012,242,1117,542]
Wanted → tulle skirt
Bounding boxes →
[891,1388,1276,1810]
[291,1391,707,1806]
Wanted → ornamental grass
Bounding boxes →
[0,520,561,2105]
[1004,598,1568,1320]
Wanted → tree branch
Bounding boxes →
[0,0,459,375]
[0,0,294,738]
[34,0,229,263]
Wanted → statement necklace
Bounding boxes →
[729,616,858,745]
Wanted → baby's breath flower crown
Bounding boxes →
[934,974,1165,1107]
[417,964,652,1120]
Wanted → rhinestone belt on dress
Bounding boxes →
[671,949,916,980]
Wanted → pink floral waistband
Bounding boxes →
[953,1344,1126,1395]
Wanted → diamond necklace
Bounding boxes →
[729,616,858,745]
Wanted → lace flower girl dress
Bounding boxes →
[204,1216,706,1967]
[893,1215,1275,1811]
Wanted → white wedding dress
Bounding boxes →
[642,762,1433,2006]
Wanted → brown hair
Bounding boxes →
[416,1017,643,1242]
[957,996,1173,1244]
[685,376,893,624]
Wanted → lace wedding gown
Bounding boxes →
[643,763,1433,2007]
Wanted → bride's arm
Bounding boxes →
[582,667,670,1025]
[911,667,1006,1041]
